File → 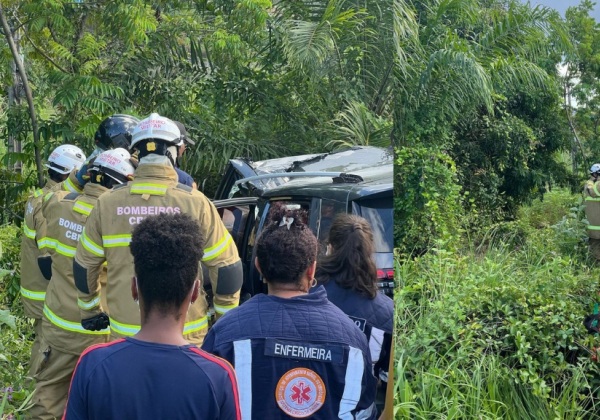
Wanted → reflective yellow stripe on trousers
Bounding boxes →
[44,304,109,335]
[214,302,239,316]
[20,287,45,301]
[110,316,209,336]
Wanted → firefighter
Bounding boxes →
[20,144,85,379]
[584,163,600,262]
[73,113,243,344]
[64,114,140,194]
[28,149,135,419]
[42,114,139,197]
[64,214,241,419]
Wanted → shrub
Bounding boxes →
[394,146,464,256]
[395,194,600,416]
[0,224,22,310]
[0,224,33,418]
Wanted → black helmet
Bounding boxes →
[94,114,140,151]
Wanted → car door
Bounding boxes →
[213,159,258,200]
[212,197,259,303]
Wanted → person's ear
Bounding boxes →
[255,258,267,283]
[131,276,139,302]
[306,261,317,280]
[191,279,200,303]
[254,258,262,275]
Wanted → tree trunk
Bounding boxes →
[0,4,44,187]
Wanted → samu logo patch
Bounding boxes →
[275,368,326,418]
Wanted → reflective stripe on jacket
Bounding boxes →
[74,160,241,344]
[585,179,600,239]
[19,179,57,319]
[41,183,110,354]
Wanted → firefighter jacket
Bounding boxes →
[41,183,110,354]
[47,170,84,195]
[584,178,600,239]
[74,158,242,343]
[19,179,57,319]
[201,287,378,419]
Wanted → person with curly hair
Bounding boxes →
[64,214,241,420]
[316,214,394,414]
[202,203,377,419]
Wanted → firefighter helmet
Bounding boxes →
[591,163,600,175]
[130,113,180,149]
[45,145,86,175]
[89,148,135,185]
[94,114,140,151]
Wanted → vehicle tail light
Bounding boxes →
[376,268,394,297]
[376,269,394,279]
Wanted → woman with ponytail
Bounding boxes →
[316,214,393,407]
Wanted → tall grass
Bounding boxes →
[394,189,600,418]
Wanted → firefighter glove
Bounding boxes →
[82,313,110,331]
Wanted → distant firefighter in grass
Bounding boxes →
[584,163,600,261]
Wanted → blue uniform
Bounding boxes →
[175,167,194,187]
[319,278,393,382]
[202,287,377,419]
[64,338,241,420]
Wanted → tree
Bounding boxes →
[394,0,574,252]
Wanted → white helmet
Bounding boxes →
[45,145,86,175]
[90,148,135,184]
[130,113,180,150]
[591,163,600,175]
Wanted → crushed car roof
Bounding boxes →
[233,146,393,196]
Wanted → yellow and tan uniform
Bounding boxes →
[19,179,57,378]
[74,158,242,344]
[46,169,84,195]
[30,183,110,420]
[584,178,600,260]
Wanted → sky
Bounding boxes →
[525,0,600,21]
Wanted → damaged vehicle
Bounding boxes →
[211,146,394,301]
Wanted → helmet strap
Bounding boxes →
[165,148,177,168]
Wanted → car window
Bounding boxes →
[355,197,393,253]
[317,198,347,255]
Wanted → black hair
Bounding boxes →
[136,139,179,167]
[255,202,317,286]
[316,214,378,299]
[129,213,205,318]
[48,168,68,183]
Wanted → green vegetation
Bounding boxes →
[392,1,600,416]
[0,224,33,418]
[394,190,600,418]
[5,0,600,417]
[0,0,395,217]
